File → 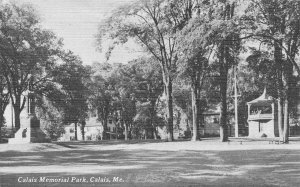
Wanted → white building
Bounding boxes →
[59,115,117,141]
[201,104,235,137]
[247,89,278,138]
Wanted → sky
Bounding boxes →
[4,0,143,128]
[15,0,141,65]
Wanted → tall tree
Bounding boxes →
[52,52,90,141]
[89,75,113,140]
[116,88,136,140]
[244,0,300,142]
[177,49,209,141]
[216,1,240,142]
[120,57,164,139]
[176,0,241,141]
[0,3,63,130]
[0,74,9,140]
[89,62,121,140]
[96,0,198,141]
[176,3,215,140]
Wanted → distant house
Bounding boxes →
[59,110,102,141]
[176,104,235,139]
[59,123,84,141]
[59,114,118,141]
[84,117,102,141]
[200,104,235,137]
[106,117,118,139]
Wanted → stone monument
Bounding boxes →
[8,88,48,144]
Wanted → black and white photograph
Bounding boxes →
[1,0,300,186]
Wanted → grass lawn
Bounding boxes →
[0,138,300,187]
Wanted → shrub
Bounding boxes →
[45,123,65,141]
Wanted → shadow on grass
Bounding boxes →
[54,142,78,149]
[54,139,168,146]
[0,144,300,186]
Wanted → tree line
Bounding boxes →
[0,2,90,141]
[97,0,300,143]
[1,0,300,143]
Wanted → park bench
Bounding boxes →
[275,139,286,144]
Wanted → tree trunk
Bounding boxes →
[102,118,108,140]
[154,127,158,140]
[124,123,128,140]
[219,64,228,142]
[129,124,132,139]
[282,60,293,143]
[217,1,236,142]
[0,99,3,141]
[283,99,289,143]
[144,128,147,140]
[152,125,158,140]
[0,78,3,140]
[115,125,118,140]
[14,107,21,131]
[191,87,200,141]
[74,122,78,141]
[274,41,284,139]
[219,42,229,142]
[165,78,174,141]
[149,119,154,139]
[0,98,9,141]
[149,101,157,140]
[278,99,284,139]
[81,124,85,141]
[13,95,25,131]
[0,113,2,141]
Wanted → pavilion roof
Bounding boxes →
[247,88,274,105]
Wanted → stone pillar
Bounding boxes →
[8,91,48,144]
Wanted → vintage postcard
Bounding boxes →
[0,0,299,186]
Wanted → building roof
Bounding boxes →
[247,88,274,105]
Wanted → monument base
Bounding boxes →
[8,116,49,144]
[8,128,49,144]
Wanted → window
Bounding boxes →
[70,128,74,133]
[251,105,272,115]
[213,118,219,123]
[108,119,112,124]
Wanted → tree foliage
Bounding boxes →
[97,0,199,141]
[52,52,90,140]
[0,2,63,130]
